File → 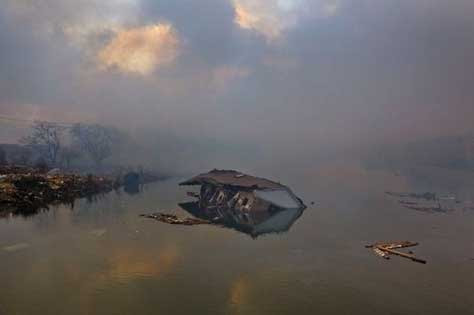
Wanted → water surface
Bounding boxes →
[0,165,473,314]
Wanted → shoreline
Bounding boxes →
[0,165,167,216]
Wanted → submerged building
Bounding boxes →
[179,169,306,237]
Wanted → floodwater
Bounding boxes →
[0,163,473,315]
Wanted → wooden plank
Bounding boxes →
[373,247,390,259]
[366,241,418,249]
[376,246,426,264]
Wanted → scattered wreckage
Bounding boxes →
[384,191,474,213]
[142,169,307,237]
[140,212,210,225]
[366,241,427,264]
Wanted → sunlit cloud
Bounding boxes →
[232,0,342,41]
[233,0,290,41]
[98,23,180,75]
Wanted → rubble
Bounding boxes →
[0,166,115,216]
[365,241,426,264]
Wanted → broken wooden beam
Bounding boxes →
[373,247,390,259]
[365,241,418,249]
[376,246,427,264]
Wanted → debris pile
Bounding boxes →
[140,212,210,225]
[0,166,114,215]
[365,241,426,264]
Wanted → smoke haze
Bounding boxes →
[1,0,474,171]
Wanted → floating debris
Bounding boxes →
[140,212,210,225]
[385,192,437,201]
[3,243,30,252]
[385,191,459,213]
[373,247,390,259]
[365,241,426,264]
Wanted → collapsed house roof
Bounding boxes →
[142,169,307,238]
[179,169,285,190]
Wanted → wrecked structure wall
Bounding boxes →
[198,184,277,226]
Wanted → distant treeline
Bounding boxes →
[0,122,128,173]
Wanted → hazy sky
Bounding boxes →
[1,0,474,154]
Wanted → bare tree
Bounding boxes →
[70,124,118,168]
[21,121,64,166]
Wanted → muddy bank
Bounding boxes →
[0,166,123,216]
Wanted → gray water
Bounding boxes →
[0,164,473,315]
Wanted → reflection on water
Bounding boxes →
[179,201,305,238]
[124,181,141,195]
[0,166,473,315]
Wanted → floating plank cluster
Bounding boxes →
[365,241,427,264]
[140,212,210,225]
